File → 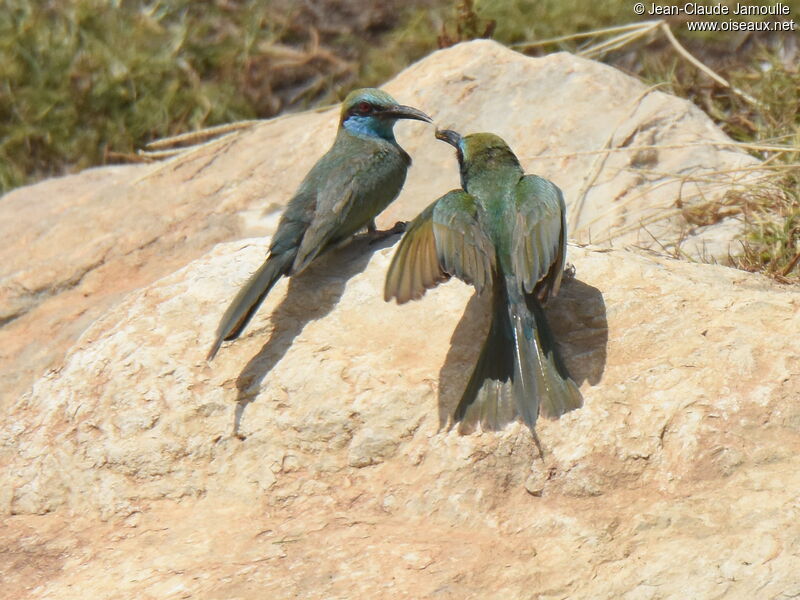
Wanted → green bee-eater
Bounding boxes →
[385,130,582,432]
[208,89,432,360]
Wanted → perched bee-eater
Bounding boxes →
[385,130,582,433]
[208,89,432,360]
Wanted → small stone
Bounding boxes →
[525,469,549,497]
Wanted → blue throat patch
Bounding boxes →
[343,114,396,141]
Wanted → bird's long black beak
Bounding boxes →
[382,104,433,123]
[435,128,462,148]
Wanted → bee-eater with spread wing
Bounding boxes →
[208,89,431,360]
[385,129,582,433]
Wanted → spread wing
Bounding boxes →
[384,190,495,304]
[510,175,567,303]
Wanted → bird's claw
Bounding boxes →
[388,220,407,235]
[368,221,407,244]
[563,263,576,280]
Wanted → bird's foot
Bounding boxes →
[563,262,576,281]
[368,221,407,244]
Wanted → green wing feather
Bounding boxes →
[510,175,568,303]
[384,190,495,304]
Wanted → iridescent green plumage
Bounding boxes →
[208,89,431,360]
[385,130,582,433]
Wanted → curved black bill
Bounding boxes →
[435,128,462,148]
[382,104,433,123]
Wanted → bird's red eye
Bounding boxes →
[357,101,372,115]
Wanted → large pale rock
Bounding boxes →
[1,40,793,599]
[1,40,757,404]
[2,240,800,598]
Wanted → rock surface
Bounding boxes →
[2,40,797,599]
[3,241,800,599]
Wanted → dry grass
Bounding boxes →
[729,177,800,283]
[0,0,430,191]
[487,5,799,281]
[2,0,798,281]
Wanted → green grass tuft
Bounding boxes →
[0,0,398,191]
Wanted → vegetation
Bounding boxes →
[634,27,799,282]
[2,0,798,280]
[0,0,422,190]
[715,57,799,282]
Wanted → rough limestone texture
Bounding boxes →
[3,241,800,599]
[1,41,797,599]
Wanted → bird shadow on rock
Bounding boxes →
[231,233,401,437]
[436,276,608,430]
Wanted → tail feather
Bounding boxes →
[207,252,293,361]
[453,283,517,432]
[453,280,582,432]
[454,314,516,431]
[509,295,583,425]
[526,299,583,419]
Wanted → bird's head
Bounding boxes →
[436,129,521,190]
[340,88,432,140]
